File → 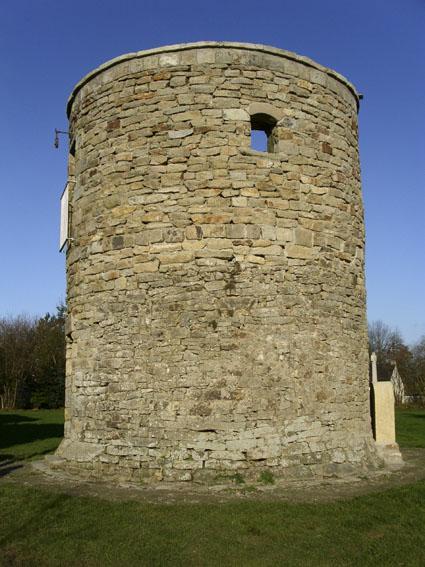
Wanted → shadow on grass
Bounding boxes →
[0,459,23,477]
[0,444,62,462]
[0,413,37,425]
[404,412,425,420]
[0,419,63,452]
[0,411,63,476]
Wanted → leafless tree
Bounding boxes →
[409,335,425,399]
[369,321,425,404]
[368,320,404,361]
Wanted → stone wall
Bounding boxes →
[56,42,379,482]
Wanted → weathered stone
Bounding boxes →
[182,240,205,251]
[134,260,159,272]
[112,235,124,250]
[232,196,248,207]
[168,129,193,139]
[226,224,246,239]
[322,141,333,155]
[286,244,314,259]
[159,251,193,264]
[223,108,250,121]
[251,245,282,256]
[142,211,167,223]
[294,227,313,247]
[372,378,403,468]
[185,225,203,239]
[57,42,379,484]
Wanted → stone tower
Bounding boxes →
[57,42,379,482]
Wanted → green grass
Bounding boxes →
[1,479,425,566]
[0,409,63,462]
[396,407,425,448]
[0,408,424,566]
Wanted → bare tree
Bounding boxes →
[368,320,410,383]
[409,335,425,399]
[369,322,425,405]
[368,320,403,359]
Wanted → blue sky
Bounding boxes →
[0,0,423,344]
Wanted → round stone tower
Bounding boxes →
[57,42,379,482]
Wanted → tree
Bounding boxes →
[30,304,66,408]
[0,315,36,409]
[407,335,425,399]
[0,304,66,409]
[369,321,425,405]
[368,320,410,382]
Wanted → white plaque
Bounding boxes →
[60,184,69,251]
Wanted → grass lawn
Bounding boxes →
[1,479,425,566]
[395,407,425,448]
[0,409,64,462]
[0,408,424,566]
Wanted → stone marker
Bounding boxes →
[370,353,404,468]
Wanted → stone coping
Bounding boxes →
[67,41,360,116]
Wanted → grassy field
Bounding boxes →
[0,408,424,566]
[0,409,63,462]
[395,407,425,448]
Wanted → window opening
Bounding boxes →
[250,113,277,152]
[251,130,268,152]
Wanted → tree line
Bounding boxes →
[0,307,424,409]
[0,305,65,409]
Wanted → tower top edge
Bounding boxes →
[67,41,360,117]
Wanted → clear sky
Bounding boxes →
[0,0,423,344]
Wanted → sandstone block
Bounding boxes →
[286,244,314,259]
[142,211,167,223]
[226,224,246,239]
[159,251,194,264]
[168,129,193,139]
[251,245,282,256]
[185,225,203,239]
[134,260,159,272]
[223,108,250,122]
[182,239,205,251]
[232,196,248,207]
[294,227,313,247]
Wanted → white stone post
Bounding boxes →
[370,352,378,384]
[370,352,403,468]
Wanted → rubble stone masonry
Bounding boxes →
[56,42,380,482]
